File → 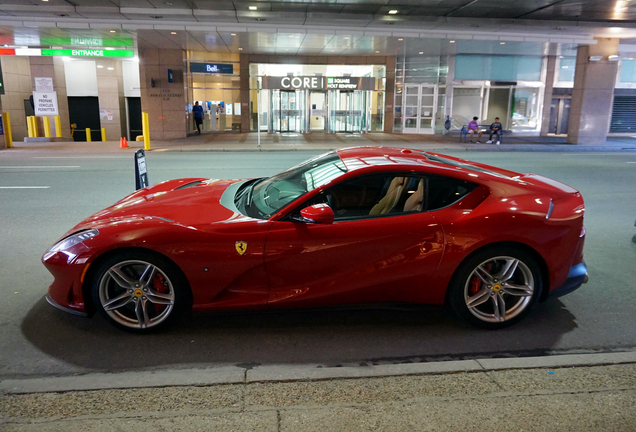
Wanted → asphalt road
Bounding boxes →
[1,149,635,379]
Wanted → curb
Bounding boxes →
[2,351,635,395]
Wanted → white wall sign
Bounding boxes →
[34,77,54,92]
[33,91,59,116]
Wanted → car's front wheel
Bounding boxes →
[448,246,543,329]
[91,251,191,333]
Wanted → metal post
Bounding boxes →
[43,116,51,138]
[257,81,261,151]
[101,127,107,142]
[54,116,62,137]
[86,128,91,142]
[2,112,12,148]
[142,112,151,150]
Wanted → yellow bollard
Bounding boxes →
[43,116,51,138]
[142,111,151,151]
[101,128,107,142]
[54,116,62,138]
[86,128,91,142]
[2,112,12,148]
[26,116,33,138]
[31,116,39,138]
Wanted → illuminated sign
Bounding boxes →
[41,36,134,47]
[262,76,376,90]
[41,49,134,58]
[189,63,234,74]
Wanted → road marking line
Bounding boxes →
[33,156,128,159]
[0,186,50,189]
[0,166,80,168]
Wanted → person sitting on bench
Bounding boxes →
[467,116,482,143]
[487,117,503,144]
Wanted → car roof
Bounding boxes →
[335,146,523,182]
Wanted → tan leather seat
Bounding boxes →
[403,179,424,212]
[369,177,405,215]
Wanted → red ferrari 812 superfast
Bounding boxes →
[43,147,587,333]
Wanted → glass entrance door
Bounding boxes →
[329,90,367,133]
[403,84,437,134]
[309,92,327,132]
[272,90,306,133]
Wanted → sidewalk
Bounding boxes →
[4,132,636,154]
[2,352,636,431]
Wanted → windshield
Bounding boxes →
[235,152,348,219]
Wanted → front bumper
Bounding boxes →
[550,262,588,298]
[46,294,88,317]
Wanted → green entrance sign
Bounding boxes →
[41,49,134,58]
[41,36,133,47]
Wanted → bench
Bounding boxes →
[459,125,505,144]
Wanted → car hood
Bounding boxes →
[71,178,245,231]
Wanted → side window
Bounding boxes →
[303,174,427,221]
[427,175,477,211]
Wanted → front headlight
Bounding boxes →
[48,229,99,253]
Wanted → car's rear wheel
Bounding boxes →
[91,251,191,333]
[448,246,543,329]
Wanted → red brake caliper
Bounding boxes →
[153,273,167,312]
[469,263,491,295]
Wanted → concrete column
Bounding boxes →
[240,54,250,133]
[96,59,126,141]
[540,55,557,136]
[139,48,186,140]
[384,56,396,133]
[1,56,33,141]
[567,38,619,145]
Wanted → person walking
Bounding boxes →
[192,101,203,134]
[487,117,503,144]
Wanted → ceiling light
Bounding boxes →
[289,35,294,37]
[375,50,380,53]
[110,30,116,33]
[388,10,398,14]
[449,40,455,43]
[97,65,103,68]
[107,67,114,70]
[217,83,221,85]
[249,6,257,10]
[171,32,177,35]
[419,51,423,54]
[231,33,236,36]
[398,38,403,41]
[238,47,243,50]
[500,42,506,45]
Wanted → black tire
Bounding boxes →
[91,250,191,333]
[447,246,543,329]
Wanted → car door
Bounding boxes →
[263,173,445,308]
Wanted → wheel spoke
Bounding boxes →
[491,293,506,322]
[108,267,135,289]
[475,265,494,284]
[498,259,519,282]
[103,291,133,311]
[467,288,491,309]
[146,288,174,305]
[139,264,157,288]
[503,283,533,297]
[135,298,150,328]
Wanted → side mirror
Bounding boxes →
[298,203,334,225]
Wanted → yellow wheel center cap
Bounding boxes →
[134,289,143,297]
[493,284,502,292]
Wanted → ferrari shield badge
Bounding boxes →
[235,241,248,256]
